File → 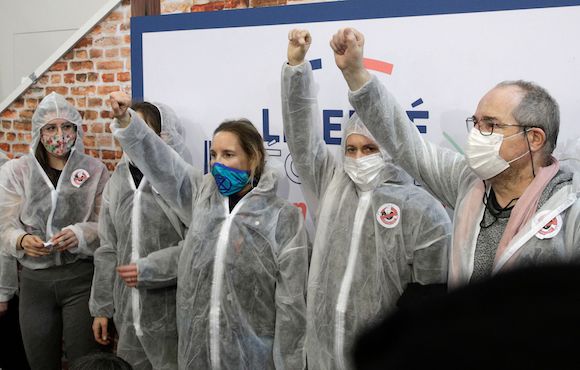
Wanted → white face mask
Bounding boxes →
[343,153,385,191]
[464,127,529,180]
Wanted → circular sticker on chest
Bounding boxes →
[71,168,90,188]
[376,203,401,229]
[533,210,562,240]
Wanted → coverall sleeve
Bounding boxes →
[0,162,27,259]
[0,252,18,302]
[273,205,308,370]
[89,182,117,318]
[567,196,580,259]
[406,191,452,285]
[282,62,338,200]
[136,240,183,289]
[67,163,110,257]
[349,76,477,209]
[111,110,202,225]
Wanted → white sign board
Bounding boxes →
[132,1,580,223]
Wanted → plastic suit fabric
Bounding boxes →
[0,153,17,303]
[90,103,191,370]
[0,92,109,269]
[281,62,451,370]
[0,93,108,369]
[111,111,308,370]
[554,137,580,174]
[348,75,580,288]
[0,251,16,303]
[0,151,8,166]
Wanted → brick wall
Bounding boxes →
[0,0,326,170]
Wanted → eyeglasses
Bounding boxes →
[41,122,76,135]
[465,116,536,136]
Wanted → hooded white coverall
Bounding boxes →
[111,111,309,370]
[281,62,451,370]
[0,92,109,368]
[90,103,192,370]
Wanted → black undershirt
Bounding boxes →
[129,164,144,188]
[228,192,243,213]
[227,178,259,212]
[45,168,62,188]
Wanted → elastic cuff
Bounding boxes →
[348,74,375,95]
[285,60,308,69]
[136,258,148,282]
[111,109,149,143]
[10,231,27,259]
[64,225,87,255]
[0,293,14,302]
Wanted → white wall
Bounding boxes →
[0,0,110,102]
[138,4,580,226]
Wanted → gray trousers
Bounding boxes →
[19,259,101,370]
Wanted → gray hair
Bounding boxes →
[497,80,560,156]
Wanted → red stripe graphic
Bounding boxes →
[363,58,394,75]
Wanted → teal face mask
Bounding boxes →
[211,162,250,196]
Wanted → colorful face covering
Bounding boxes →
[211,162,250,196]
[40,125,77,157]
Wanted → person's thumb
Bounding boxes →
[102,320,108,340]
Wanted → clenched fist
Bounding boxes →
[288,29,312,66]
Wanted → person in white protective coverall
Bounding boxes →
[329,28,580,289]
[0,92,109,370]
[90,101,192,370]
[0,150,13,316]
[554,137,580,174]
[282,29,452,370]
[0,151,31,370]
[107,92,309,370]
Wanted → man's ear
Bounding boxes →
[528,127,547,153]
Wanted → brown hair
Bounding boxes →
[214,119,265,183]
[35,144,60,185]
[132,101,162,136]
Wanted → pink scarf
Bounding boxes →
[493,158,560,266]
[449,158,560,287]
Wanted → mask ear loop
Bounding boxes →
[523,127,536,178]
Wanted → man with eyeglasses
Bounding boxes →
[330,27,580,288]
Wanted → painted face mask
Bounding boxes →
[464,127,529,180]
[211,162,250,196]
[343,153,386,192]
[40,125,77,157]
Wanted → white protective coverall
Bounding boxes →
[555,137,580,174]
[0,91,109,273]
[348,75,580,288]
[0,152,17,304]
[111,111,309,370]
[90,103,192,370]
[281,62,451,370]
[0,92,109,367]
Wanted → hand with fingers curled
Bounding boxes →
[117,263,139,288]
[287,29,312,66]
[108,91,132,127]
[92,316,111,345]
[329,27,371,91]
[50,228,79,252]
[18,233,53,257]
